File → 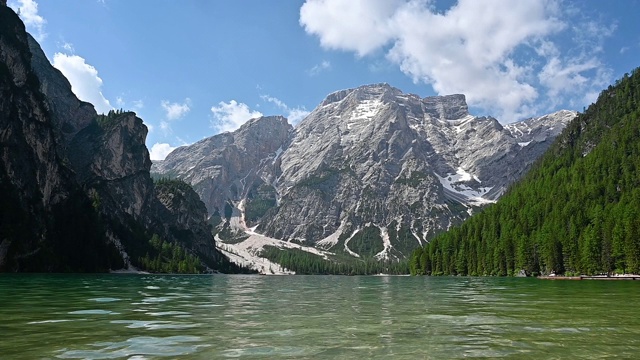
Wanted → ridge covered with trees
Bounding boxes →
[410,68,640,277]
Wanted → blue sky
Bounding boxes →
[8,0,640,160]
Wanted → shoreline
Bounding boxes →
[539,274,640,280]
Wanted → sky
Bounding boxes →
[7,0,640,160]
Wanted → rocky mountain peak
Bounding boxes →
[152,81,576,269]
[422,93,469,120]
[151,115,293,215]
[504,109,576,144]
[319,82,401,107]
[234,115,291,148]
[355,82,400,96]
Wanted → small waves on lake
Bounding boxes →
[1,274,639,359]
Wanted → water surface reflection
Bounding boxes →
[1,274,639,359]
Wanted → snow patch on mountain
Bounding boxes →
[374,226,393,261]
[343,229,361,258]
[316,226,343,249]
[272,145,283,164]
[349,99,384,122]
[436,168,495,206]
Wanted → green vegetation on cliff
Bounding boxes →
[138,234,203,273]
[411,68,640,276]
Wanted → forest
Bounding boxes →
[260,246,409,275]
[410,67,640,277]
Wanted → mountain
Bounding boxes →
[152,82,574,271]
[0,4,240,273]
[153,115,293,215]
[410,68,640,277]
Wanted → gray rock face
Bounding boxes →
[27,34,95,148]
[153,83,576,260]
[152,116,292,216]
[153,180,222,266]
[0,6,234,272]
[0,6,116,271]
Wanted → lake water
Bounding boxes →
[1,274,639,359]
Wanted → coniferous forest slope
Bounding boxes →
[410,68,640,277]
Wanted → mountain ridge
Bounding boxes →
[152,82,575,271]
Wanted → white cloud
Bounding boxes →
[300,0,401,56]
[211,100,263,133]
[538,57,598,105]
[287,108,312,125]
[61,42,75,53]
[132,99,144,110]
[260,95,286,109]
[52,53,112,114]
[8,0,47,42]
[300,0,613,122]
[308,60,331,76]
[260,95,310,125]
[115,96,125,107]
[149,143,176,161]
[161,98,191,121]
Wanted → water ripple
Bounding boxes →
[56,335,206,359]
[2,274,640,359]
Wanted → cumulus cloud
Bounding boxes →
[52,53,113,114]
[300,0,614,122]
[260,95,310,125]
[158,98,191,135]
[149,143,176,161]
[211,100,263,133]
[300,0,401,56]
[8,0,47,42]
[161,98,191,121]
[308,60,331,76]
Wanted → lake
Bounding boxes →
[1,274,639,359]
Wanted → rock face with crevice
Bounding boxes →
[153,82,575,260]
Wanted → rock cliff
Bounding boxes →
[0,5,237,272]
[0,5,119,271]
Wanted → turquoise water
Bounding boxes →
[1,274,639,359]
